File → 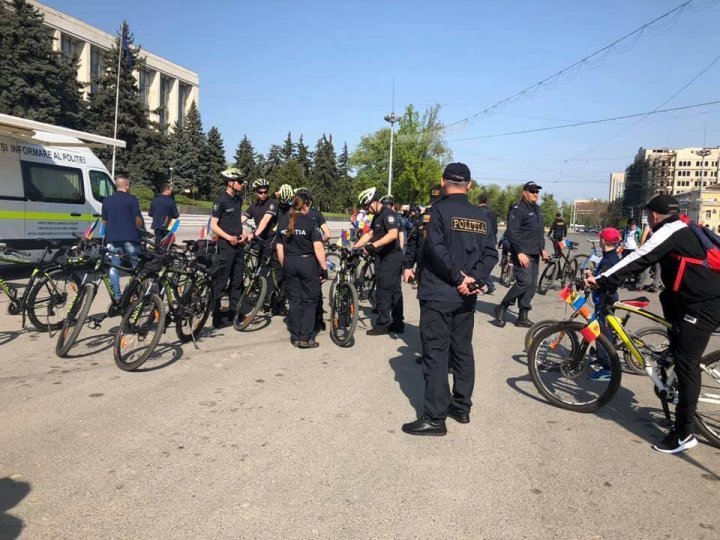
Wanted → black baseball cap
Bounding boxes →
[442,162,471,183]
[430,184,442,202]
[645,194,679,215]
[523,181,542,192]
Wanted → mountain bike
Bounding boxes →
[526,285,720,448]
[354,251,377,308]
[233,237,279,331]
[537,240,580,295]
[328,247,360,347]
[0,242,80,332]
[499,250,515,287]
[171,241,217,344]
[523,288,669,376]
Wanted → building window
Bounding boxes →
[90,46,102,94]
[159,75,172,126]
[139,69,151,105]
[178,83,190,127]
[706,210,712,220]
[60,35,75,60]
[705,171,709,176]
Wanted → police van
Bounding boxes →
[0,113,125,254]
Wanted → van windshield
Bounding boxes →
[90,170,115,201]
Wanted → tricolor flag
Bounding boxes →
[84,218,100,239]
[167,218,180,233]
[580,320,602,342]
[578,304,592,319]
[98,222,106,238]
[558,286,572,300]
[200,225,206,240]
[159,231,175,247]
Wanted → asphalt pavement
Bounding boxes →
[0,236,718,539]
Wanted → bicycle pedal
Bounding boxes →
[88,314,107,329]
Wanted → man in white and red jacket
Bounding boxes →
[586,194,720,454]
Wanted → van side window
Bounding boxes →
[21,162,84,204]
[89,170,116,201]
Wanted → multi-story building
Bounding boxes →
[675,184,720,233]
[609,172,625,202]
[622,147,720,218]
[19,1,200,128]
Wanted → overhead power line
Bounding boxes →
[443,0,701,131]
[449,99,720,141]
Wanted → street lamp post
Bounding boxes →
[697,148,711,223]
[384,112,400,197]
[169,167,174,190]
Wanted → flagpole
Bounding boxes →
[111,23,123,179]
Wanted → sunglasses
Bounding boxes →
[257,190,269,195]
[527,190,540,195]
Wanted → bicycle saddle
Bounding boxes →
[619,296,650,308]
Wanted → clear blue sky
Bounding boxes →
[45,0,720,202]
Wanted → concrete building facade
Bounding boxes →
[25,1,199,128]
[609,172,625,202]
[675,184,720,233]
[622,146,720,218]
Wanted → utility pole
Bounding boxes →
[384,79,400,198]
[697,147,711,223]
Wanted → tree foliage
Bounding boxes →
[233,135,257,179]
[349,104,451,204]
[0,0,84,128]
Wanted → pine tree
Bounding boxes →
[311,135,338,212]
[263,144,284,183]
[336,142,353,212]
[282,132,294,162]
[233,135,256,179]
[0,0,83,128]
[83,22,150,182]
[171,101,208,195]
[296,135,312,179]
[128,128,172,192]
[205,127,226,197]
[276,159,305,189]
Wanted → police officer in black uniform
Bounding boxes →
[548,212,568,257]
[402,163,498,436]
[493,181,548,328]
[402,184,442,285]
[353,187,404,335]
[243,178,278,241]
[276,191,329,349]
[211,168,249,329]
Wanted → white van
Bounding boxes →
[0,113,125,254]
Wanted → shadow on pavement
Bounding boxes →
[0,477,30,539]
[0,331,20,348]
[61,332,115,359]
[388,328,424,416]
[133,342,184,372]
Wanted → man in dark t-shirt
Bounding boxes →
[101,176,144,299]
[149,184,179,241]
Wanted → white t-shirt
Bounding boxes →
[623,227,639,250]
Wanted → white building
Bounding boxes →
[24,1,200,128]
[609,172,625,202]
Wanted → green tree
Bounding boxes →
[233,135,256,179]
[350,104,450,204]
[296,135,312,178]
[84,22,150,182]
[205,126,226,197]
[540,192,560,224]
[127,128,172,192]
[0,0,84,128]
[275,159,305,189]
[282,132,294,161]
[336,142,353,212]
[310,135,338,211]
[263,144,284,183]
[170,101,208,195]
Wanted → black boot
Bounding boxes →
[401,416,447,436]
[515,309,534,328]
[493,303,508,328]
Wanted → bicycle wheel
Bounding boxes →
[528,321,622,412]
[524,319,564,352]
[175,279,213,343]
[233,275,267,331]
[330,282,359,347]
[573,254,591,272]
[693,350,720,448]
[55,283,95,357]
[500,263,513,287]
[26,268,80,332]
[622,326,669,376]
[536,262,557,295]
[114,293,166,371]
[367,277,377,309]
[560,258,579,287]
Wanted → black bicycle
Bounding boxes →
[328,247,360,347]
[0,242,81,332]
[537,241,580,295]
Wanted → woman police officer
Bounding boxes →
[276,191,329,348]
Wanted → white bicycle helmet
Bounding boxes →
[279,184,294,204]
[252,178,270,190]
[357,187,378,206]
[221,167,243,180]
[380,194,394,206]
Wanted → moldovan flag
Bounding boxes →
[199,225,207,240]
[83,218,99,239]
[167,218,180,233]
[97,222,106,238]
[580,320,601,342]
[159,231,175,247]
[558,286,572,300]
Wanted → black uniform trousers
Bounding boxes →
[213,239,245,314]
[420,300,476,420]
[501,253,539,311]
[375,250,404,327]
[660,292,720,438]
[284,255,321,341]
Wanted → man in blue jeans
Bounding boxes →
[101,176,145,299]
